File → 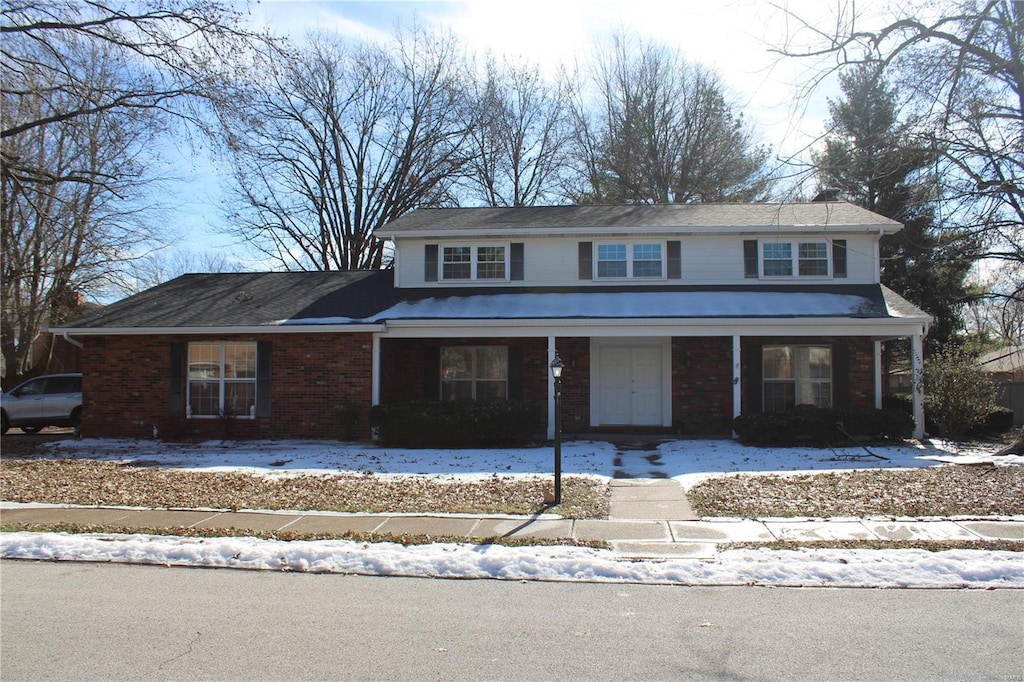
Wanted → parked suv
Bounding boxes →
[1,373,82,434]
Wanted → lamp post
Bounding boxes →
[550,353,564,505]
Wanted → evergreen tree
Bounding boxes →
[814,64,978,350]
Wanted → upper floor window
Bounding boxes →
[442,245,507,281]
[596,242,663,279]
[761,241,830,278]
[188,342,257,418]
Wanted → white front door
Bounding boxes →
[597,345,664,426]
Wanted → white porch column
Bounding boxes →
[731,335,742,427]
[547,336,556,440]
[371,333,381,406]
[911,332,925,439]
[874,340,883,409]
[371,332,382,441]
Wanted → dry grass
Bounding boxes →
[0,521,609,548]
[688,465,1024,518]
[0,459,609,519]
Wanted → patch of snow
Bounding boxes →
[2,533,1020,589]
[40,437,1015,482]
[366,291,872,321]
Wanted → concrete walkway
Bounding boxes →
[3,499,1022,560]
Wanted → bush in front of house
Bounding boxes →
[370,400,545,447]
[924,347,999,440]
[733,407,914,446]
[983,406,1015,433]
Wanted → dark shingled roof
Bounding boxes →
[379,203,901,235]
[56,270,929,330]
[61,270,397,329]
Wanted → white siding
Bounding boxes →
[394,232,881,287]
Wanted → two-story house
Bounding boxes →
[53,203,931,441]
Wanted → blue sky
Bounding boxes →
[169,0,859,262]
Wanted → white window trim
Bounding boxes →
[594,241,667,280]
[440,243,511,282]
[187,341,257,419]
[762,344,833,411]
[759,240,832,279]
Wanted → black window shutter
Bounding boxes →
[833,239,848,278]
[745,342,763,414]
[425,244,438,282]
[510,243,524,281]
[832,342,850,410]
[578,242,593,280]
[256,341,272,417]
[423,347,440,400]
[508,345,523,400]
[667,240,682,279]
[743,240,759,278]
[169,342,185,417]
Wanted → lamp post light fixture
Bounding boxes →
[550,353,564,505]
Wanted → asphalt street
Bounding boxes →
[2,560,1022,681]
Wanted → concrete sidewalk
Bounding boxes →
[3,502,1021,560]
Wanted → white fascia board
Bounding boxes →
[50,324,388,336]
[383,223,902,240]
[381,317,928,339]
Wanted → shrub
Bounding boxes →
[982,407,1015,434]
[733,407,914,446]
[370,400,544,448]
[924,348,999,440]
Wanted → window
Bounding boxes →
[763,345,832,411]
[761,241,830,277]
[799,242,829,276]
[442,246,472,279]
[441,346,507,401]
[188,342,257,417]
[762,243,792,276]
[596,242,664,279]
[441,245,507,281]
[476,246,506,279]
[597,244,627,277]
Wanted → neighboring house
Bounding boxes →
[53,203,931,441]
[979,345,1024,383]
[980,345,1024,426]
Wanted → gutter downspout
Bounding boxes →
[62,332,83,349]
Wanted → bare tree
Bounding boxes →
[215,28,473,271]
[1,37,163,383]
[117,248,239,295]
[773,0,1023,308]
[568,32,774,204]
[461,57,574,206]
[1,0,275,382]
[1,0,268,143]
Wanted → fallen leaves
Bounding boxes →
[688,466,1024,518]
[0,459,609,518]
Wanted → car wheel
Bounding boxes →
[20,426,43,434]
[70,408,81,431]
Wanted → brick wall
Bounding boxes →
[554,338,590,434]
[379,337,590,435]
[671,337,734,435]
[81,333,373,440]
[80,333,880,441]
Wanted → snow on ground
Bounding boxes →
[2,532,1021,589]
[6,436,1021,588]
[41,435,1022,481]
